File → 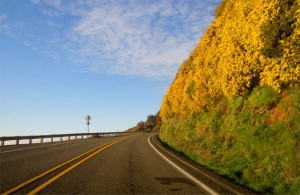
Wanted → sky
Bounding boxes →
[0,0,221,136]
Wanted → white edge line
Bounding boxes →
[148,135,219,195]
[152,135,243,195]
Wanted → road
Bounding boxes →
[0,133,254,194]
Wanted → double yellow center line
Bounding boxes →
[3,137,128,195]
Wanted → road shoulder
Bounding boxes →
[148,134,256,195]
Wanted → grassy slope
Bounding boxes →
[160,86,300,193]
[158,0,300,193]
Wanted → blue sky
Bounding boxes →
[0,0,221,136]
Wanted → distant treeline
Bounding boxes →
[126,113,161,132]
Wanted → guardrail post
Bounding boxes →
[0,131,134,147]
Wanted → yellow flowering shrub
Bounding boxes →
[160,0,300,123]
[260,0,300,92]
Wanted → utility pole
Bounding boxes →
[85,115,91,134]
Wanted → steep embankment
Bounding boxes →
[159,0,300,193]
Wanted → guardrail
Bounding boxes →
[0,132,135,146]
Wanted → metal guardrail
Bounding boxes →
[0,132,135,146]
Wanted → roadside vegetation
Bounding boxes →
[126,113,160,132]
[159,0,300,193]
[160,86,300,193]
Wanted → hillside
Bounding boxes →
[126,114,160,132]
[159,0,300,193]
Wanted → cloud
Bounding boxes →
[0,14,7,22]
[68,0,221,78]
[2,0,221,79]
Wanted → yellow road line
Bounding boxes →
[28,137,127,194]
[2,137,128,195]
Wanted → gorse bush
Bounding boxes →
[260,0,300,93]
[159,0,300,193]
[160,0,300,122]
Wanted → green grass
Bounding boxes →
[160,86,300,194]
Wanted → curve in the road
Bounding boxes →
[1,133,255,194]
[148,135,218,195]
[2,137,129,195]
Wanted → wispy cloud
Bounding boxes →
[1,0,221,79]
[0,14,7,22]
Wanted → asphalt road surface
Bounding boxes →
[0,132,254,194]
